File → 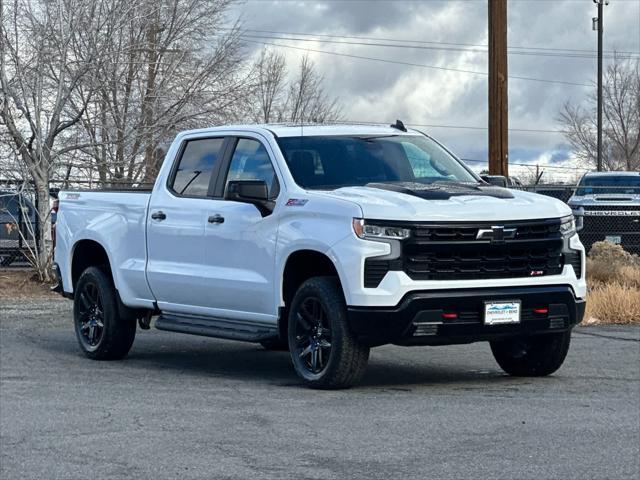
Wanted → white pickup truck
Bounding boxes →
[54,123,586,389]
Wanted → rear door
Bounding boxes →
[146,136,232,313]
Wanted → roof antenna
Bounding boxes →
[390,119,407,132]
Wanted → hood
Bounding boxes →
[315,185,571,222]
[569,193,640,206]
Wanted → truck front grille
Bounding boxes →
[403,240,564,281]
[579,206,640,255]
[582,215,639,233]
[363,219,566,287]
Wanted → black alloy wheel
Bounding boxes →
[293,296,333,374]
[76,280,105,349]
[287,277,369,389]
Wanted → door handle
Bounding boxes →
[208,214,225,224]
[151,211,166,221]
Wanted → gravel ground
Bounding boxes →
[1,298,639,480]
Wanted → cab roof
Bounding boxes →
[180,123,421,139]
[263,123,418,138]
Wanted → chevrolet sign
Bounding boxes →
[583,210,640,216]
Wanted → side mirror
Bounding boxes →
[481,175,508,188]
[226,180,268,202]
[225,180,273,216]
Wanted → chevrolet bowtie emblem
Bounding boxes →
[476,226,517,243]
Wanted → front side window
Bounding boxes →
[171,138,225,197]
[225,139,279,199]
[277,135,478,190]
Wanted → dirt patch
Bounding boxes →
[0,269,58,299]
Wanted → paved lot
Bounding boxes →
[1,299,639,480]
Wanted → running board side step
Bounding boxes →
[155,314,277,343]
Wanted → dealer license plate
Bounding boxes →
[484,301,521,325]
[605,235,622,245]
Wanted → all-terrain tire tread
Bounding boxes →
[289,276,369,389]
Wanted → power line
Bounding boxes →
[461,158,589,171]
[242,39,593,87]
[337,120,567,134]
[238,31,640,60]
[230,27,640,56]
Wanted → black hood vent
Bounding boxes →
[365,181,514,200]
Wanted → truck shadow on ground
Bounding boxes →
[36,329,525,390]
[121,347,516,389]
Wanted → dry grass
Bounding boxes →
[585,241,640,325]
[584,283,640,325]
[0,270,56,299]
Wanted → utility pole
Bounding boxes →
[488,0,508,177]
[593,0,609,172]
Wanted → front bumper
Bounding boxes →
[347,285,585,347]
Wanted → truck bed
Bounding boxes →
[55,190,154,307]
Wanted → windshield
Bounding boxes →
[277,135,478,190]
[576,175,640,195]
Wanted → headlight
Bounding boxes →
[559,216,576,237]
[352,218,411,240]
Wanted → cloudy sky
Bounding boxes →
[230,0,640,180]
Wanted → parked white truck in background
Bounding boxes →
[54,123,586,389]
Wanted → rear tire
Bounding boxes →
[73,266,136,360]
[288,277,369,389]
[490,331,571,377]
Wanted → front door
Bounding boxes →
[201,137,281,325]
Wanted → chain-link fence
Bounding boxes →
[522,185,640,255]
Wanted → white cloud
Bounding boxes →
[233,0,640,170]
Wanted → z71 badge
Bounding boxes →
[285,198,308,207]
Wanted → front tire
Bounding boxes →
[74,266,136,360]
[288,277,369,389]
[490,331,571,377]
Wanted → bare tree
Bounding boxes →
[250,50,342,124]
[253,48,287,123]
[287,54,342,123]
[0,0,124,279]
[559,57,639,171]
[72,0,251,184]
[1,0,251,279]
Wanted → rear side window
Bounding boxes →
[171,138,225,197]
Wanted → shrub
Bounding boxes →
[584,241,640,324]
